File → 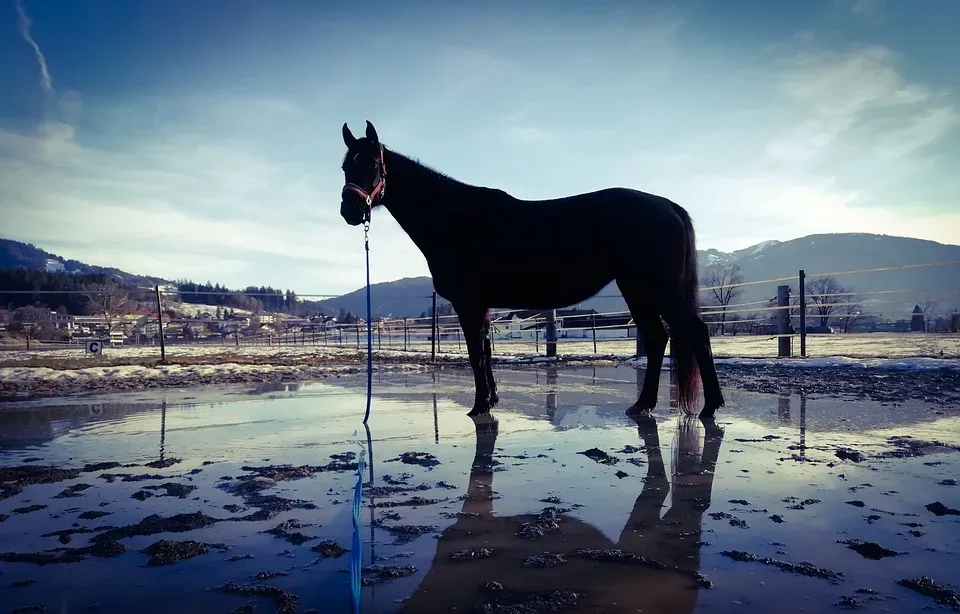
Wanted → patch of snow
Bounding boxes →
[715,356,960,372]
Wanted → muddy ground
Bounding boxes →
[1,366,959,613]
[2,346,959,408]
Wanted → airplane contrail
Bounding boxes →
[14,0,54,95]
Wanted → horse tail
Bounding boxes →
[671,203,702,414]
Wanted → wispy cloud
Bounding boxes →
[836,0,886,17]
[14,0,53,96]
[764,44,959,183]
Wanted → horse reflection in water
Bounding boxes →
[401,410,725,613]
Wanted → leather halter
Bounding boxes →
[342,144,387,224]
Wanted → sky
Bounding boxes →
[1,0,958,296]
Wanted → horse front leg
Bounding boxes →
[481,310,499,407]
[457,306,491,416]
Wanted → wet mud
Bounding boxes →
[2,365,958,613]
[141,539,228,566]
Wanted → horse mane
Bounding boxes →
[387,147,471,189]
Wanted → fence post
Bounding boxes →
[798,269,807,358]
[154,285,166,363]
[591,313,597,354]
[545,309,557,358]
[431,292,438,362]
[635,322,646,357]
[777,285,792,358]
[403,317,408,351]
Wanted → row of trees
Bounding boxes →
[0,268,119,315]
[698,263,944,335]
[175,280,299,314]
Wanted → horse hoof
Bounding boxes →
[467,404,490,417]
[627,399,656,414]
[699,400,723,420]
[488,391,500,407]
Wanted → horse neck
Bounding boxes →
[380,150,460,250]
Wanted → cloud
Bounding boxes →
[0,100,430,293]
[14,0,53,95]
[765,45,958,171]
[835,0,886,17]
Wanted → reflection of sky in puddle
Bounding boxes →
[1,365,958,613]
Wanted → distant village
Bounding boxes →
[2,301,955,350]
[0,304,351,347]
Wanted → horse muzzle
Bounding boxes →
[340,200,367,226]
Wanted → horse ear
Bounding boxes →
[365,120,379,144]
[342,123,357,147]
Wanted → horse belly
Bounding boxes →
[484,263,612,309]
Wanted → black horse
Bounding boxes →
[339,121,724,419]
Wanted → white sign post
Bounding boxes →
[85,339,104,355]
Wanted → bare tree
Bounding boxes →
[700,263,744,336]
[806,276,854,329]
[81,281,133,335]
[841,302,865,333]
[920,301,937,332]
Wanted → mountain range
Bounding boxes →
[0,239,170,288]
[313,233,960,319]
[3,233,959,320]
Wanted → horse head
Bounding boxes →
[340,121,387,227]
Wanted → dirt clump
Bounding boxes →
[897,576,960,610]
[361,564,417,585]
[1,465,81,501]
[517,507,568,539]
[450,548,495,562]
[576,548,668,570]
[578,448,620,465]
[143,482,197,499]
[144,458,181,469]
[78,510,111,520]
[1,539,126,566]
[837,538,905,560]
[13,504,46,514]
[53,483,93,498]
[311,540,348,559]
[141,539,228,566]
[385,451,441,468]
[94,512,219,544]
[263,519,317,546]
[98,473,167,483]
[372,520,436,544]
[523,553,567,568]
[473,589,584,614]
[721,550,843,583]
[217,582,298,614]
[373,496,445,509]
[82,462,122,473]
[925,501,960,516]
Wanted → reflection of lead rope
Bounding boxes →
[350,431,367,613]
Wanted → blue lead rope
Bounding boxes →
[350,430,367,613]
[351,224,375,613]
[363,225,373,425]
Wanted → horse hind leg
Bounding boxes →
[660,297,725,418]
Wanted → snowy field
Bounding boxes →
[3,332,958,362]
[1,331,959,405]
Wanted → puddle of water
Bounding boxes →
[1,365,958,613]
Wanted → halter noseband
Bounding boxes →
[342,144,387,224]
